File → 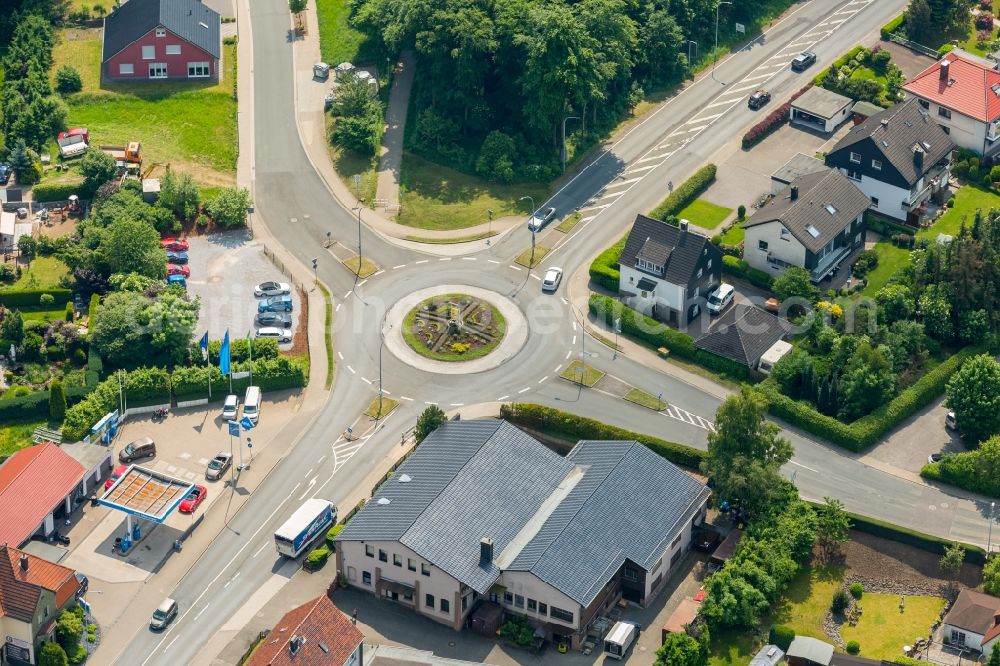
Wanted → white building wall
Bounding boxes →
[906,93,988,154]
[743,221,807,273]
[498,571,583,632]
[844,172,910,221]
[943,623,985,651]
[620,265,686,315]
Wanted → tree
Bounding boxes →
[919,284,954,342]
[55,606,83,656]
[701,388,794,518]
[905,0,933,39]
[940,542,966,582]
[141,291,200,365]
[79,148,118,193]
[984,554,1000,596]
[815,497,851,561]
[38,642,69,666]
[0,308,24,343]
[946,354,1000,445]
[90,291,150,366]
[772,267,819,305]
[988,643,1000,666]
[475,130,517,184]
[55,64,82,93]
[874,283,913,324]
[8,139,34,183]
[206,187,252,228]
[838,341,896,421]
[49,379,67,420]
[18,234,37,261]
[157,169,200,220]
[96,217,166,278]
[655,632,706,666]
[289,0,307,13]
[415,404,447,443]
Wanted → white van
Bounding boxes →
[707,283,735,315]
[603,621,639,660]
[243,386,261,425]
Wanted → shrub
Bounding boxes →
[303,545,330,571]
[737,204,746,220]
[588,294,696,359]
[849,582,863,599]
[852,249,879,277]
[649,164,717,221]
[742,84,813,149]
[721,254,773,290]
[978,12,995,30]
[499,617,535,646]
[831,588,851,614]
[769,625,795,651]
[588,236,625,291]
[326,524,344,548]
[55,65,82,94]
[50,379,66,420]
[881,13,905,39]
[846,640,861,655]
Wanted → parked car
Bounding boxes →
[258,295,293,313]
[166,251,189,264]
[57,128,89,143]
[256,327,292,343]
[105,464,129,489]
[527,207,557,232]
[541,267,563,292]
[167,264,190,278]
[747,90,771,109]
[160,237,189,251]
[179,485,207,513]
[791,51,817,71]
[0,164,11,186]
[74,572,89,598]
[707,283,735,315]
[945,410,958,431]
[206,452,233,480]
[119,437,156,463]
[254,281,291,297]
[149,598,178,631]
[222,394,239,421]
[256,311,292,327]
[166,275,187,289]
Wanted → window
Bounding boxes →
[515,594,525,608]
[407,558,416,572]
[696,268,703,279]
[846,168,861,181]
[504,591,514,605]
[637,258,661,274]
[378,549,387,562]
[779,227,791,240]
[362,571,372,585]
[707,259,712,269]
[550,606,574,623]
[539,602,548,615]
[871,159,882,171]
[155,28,166,37]
[166,44,181,55]
[365,545,374,557]
[148,63,167,78]
[462,596,468,612]
[849,151,861,163]
[671,549,683,566]
[758,240,768,251]
[671,533,682,548]
[440,599,450,614]
[119,63,134,75]
[623,566,639,582]
[393,553,402,567]
[426,594,435,608]
[188,62,210,78]
[527,598,537,612]
[950,629,966,646]
[421,563,430,576]
[653,558,663,573]
[142,45,156,60]
[871,196,879,207]
[938,107,952,119]
[918,99,929,109]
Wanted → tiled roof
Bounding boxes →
[620,214,716,286]
[903,50,1000,122]
[0,545,79,623]
[945,588,1000,634]
[103,0,221,62]
[0,443,85,548]
[694,305,792,367]
[246,595,362,666]
[742,169,870,254]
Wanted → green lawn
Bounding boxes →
[767,564,846,642]
[708,631,759,666]
[860,240,910,297]
[840,593,946,659]
[850,67,887,86]
[0,418,48,459]
[315,0,376,65]
[559,360,605,387]
[921,185,1000,240]
[398,153,549,230]
[721,224,745,245]
[674,199,733,231]
[624,388,666,410]
[0,257,69,292]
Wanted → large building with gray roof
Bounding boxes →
[335,420,709,648]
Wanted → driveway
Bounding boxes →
[879,40,936,79]
[862,395,965,475]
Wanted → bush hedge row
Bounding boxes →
[741,84,813,150]
[880,13,905,40]
[813,45,866,86]
[589,236,626,292]
[761,347,980,451]
[499,402,705,469]
[588,293,696,359]
[721,255,773,290]
[648,164,718,221]
[0,289,73,307]
[31,181,86,202]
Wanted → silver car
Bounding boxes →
[542,267,563,292]
[256,327,292,343]
[206,452,233,481]
[254,281,291,297]
[528,207,557,232]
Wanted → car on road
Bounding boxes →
[256,326,292,343]
[167,264,190,278]
[222,394,239,420]
[161,237,189,251]
[748,90,771,109]
[166,251,189,264]
[74,572,88,598]
[119,437,155,463]
[542,267,563,292]
[149,598,178,631]
[527,207,557,232]
[945,410,958,431]
[206,452,233,481]
[0,164,11,185]
[791,51,817,71]
[254,281,291,297]
[179,485,207,513]
[256,311,292,327]
[258,295,293,313]
[105,464,129,489]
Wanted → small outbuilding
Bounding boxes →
[791,87,854,133]
[749,645,785,666]
[709,528,743,568]
[142,178,161,204]
[661,596,700,643]
[786,636,835,666]
[771,153,827,194]
[850,100,883,124]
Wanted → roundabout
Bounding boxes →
[384,285,528,375]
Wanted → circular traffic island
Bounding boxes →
[403,294,507,362]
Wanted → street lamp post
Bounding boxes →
[687,40,697,68]
[486,209,493,247]
[990,501,996,555]
[713,1,732,81]
[561,116,580,173]
[352,203,364,275]
[377,310,390,427]
[519,195,536,273]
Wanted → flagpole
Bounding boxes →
[247,330,253,386]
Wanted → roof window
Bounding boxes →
[824,204,837,215]
[806,224,821,238]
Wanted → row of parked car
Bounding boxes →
[253,280,294,343]
[162,238,191,288]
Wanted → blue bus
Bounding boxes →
[274,499,336,557]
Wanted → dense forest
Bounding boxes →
[348,0,794,181]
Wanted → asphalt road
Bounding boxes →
[113,0,1000,663]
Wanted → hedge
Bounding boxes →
[170,364,227,400]
[922,437,1000,498]
[721,255,773,290]
[123,367,171,405]
[303,545,330,571]
[648,164,717,222]
[62,377,126,441]
[589,236,626,292]
[813,45,866,87]
[499,403,705,469]
[326,524,344,548]
[85,348,102,387]
[31,181,86,202]
[0,289,72,308]
[880,13,905,40]
[588,293,696,359]
[762,347,981,451]
[741,84,813,150]
[693,348,750,381]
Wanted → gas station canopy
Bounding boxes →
[99,465,194,524]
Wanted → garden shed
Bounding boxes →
[791,87,853,133]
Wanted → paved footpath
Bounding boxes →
[375,50,414,210]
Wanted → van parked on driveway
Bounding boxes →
[243,386,261,424]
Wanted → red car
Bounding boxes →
[105,464,129,489]
[58,127,89,143]
[179,485,207,513]
[167,264,190,278]
[161,238,189,251]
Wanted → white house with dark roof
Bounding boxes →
[618,214,721,325]
[334,420,710,649]
[743,168,871,282]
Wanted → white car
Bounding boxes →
[254,281,291,297]
[256,327,292,343]
[527,207,557,232]
[221,394,239,420]
[542,267,563,292]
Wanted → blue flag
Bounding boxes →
[219,330,231,376]
[199,332,209,361]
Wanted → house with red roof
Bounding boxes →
[903,49,1000,157]
[245,595,363,666]
[0,544,80,665]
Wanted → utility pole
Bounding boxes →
[990,501,996,555]
[687,40,697,68]
[561,116,579,173]
[352,204,364,275]
[486,209,493,246]
[713,1,732,82]
[519,195,536,274]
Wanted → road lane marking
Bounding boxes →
[381,389,392,396]
[400,396,413,401]
[565,350,572,359]
[164,636,180,652]
[337,351,344,360]
[451,403,464,407]
[392,264,406,270]
[509,265,523,271]
[424,401,438,405]
[634,152,673,165]
[343,290,352,298]
[415,259,429,264]
[518,387,531,394]
[252,542,268,558]
[318,455,326,464]
[538,376,548,384]
[497,395,509,401]
[622,164,658,174]
[560,297,568,305]
[372,270,384,277]
[357,279,367,287]
[335,303,341,312]
[790,460,819,473]
[305,468,313,477]
[439,257,451,261]
[572,336,577,345]
[347,365,356,374]
[361,377,372,385]
[530,274,541,281]
[554,365,562,373]
[487,259,500,264]
[194,604,211,620]
[286,482,301,500]
[572,322,577,331]
[298,477,317,500]
[462,257,477,261]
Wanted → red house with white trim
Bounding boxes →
[102,0,221,83]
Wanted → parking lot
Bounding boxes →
[184,230,301,347]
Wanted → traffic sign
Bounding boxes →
[735,22,745,33]
[228,421,240,437]
[240,416,256,431]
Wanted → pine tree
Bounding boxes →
[49,380,66,421]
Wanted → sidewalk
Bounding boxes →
[375,50,414,209]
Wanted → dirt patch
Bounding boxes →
[62,28,101,41]
[167,159,236,189]
[283,286,309,358]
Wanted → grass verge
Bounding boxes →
[341,255,378,278]
[555,212,582,233]
[404,231,497,244]
[0,418,49,458]
[624,388,666,411]
[559,360,605,387]
[364,396,398,419]
[316,281,335,390]
[675,199,732,230]
[514,246,550,268]
[314,0,376,65]
[0,257,69,291]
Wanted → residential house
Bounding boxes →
[102,0,221,82]
[941,588,1000,654]
[771,153,827,194]
[825,98,955,223]
[618,215,721,325]
[786,636,834,666]
[245,594,363,666]
[748,645,784,666]
[790,87,854,133]
[694,306,793,372]
[742,168,871,282]
[903,49,1000,157]
[0,545,80,666]
[335,420,710,649]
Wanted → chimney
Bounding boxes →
[940,59,951,82]
[790,185,798,201]
[913,145,925,170]
[679,219,689,232]
[480,538,494,563]
[289,636,305,656]
[19,555,28,571]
